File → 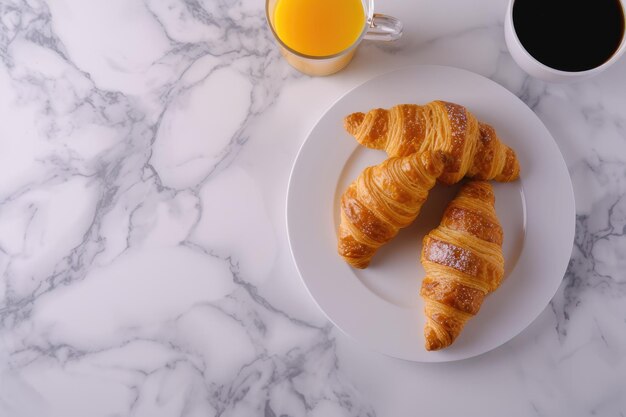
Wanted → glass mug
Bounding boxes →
[266,0,403,76]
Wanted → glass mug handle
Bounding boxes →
[364,13,403,41]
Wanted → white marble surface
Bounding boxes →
[0,0,625,416]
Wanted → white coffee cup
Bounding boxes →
[504,0,626,82]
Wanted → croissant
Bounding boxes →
[343,101,520,185]
[420,181,504,351]
[338,151,444,269]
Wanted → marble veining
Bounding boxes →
[0,0,379,416]
[1,0,626,416]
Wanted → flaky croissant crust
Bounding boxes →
[420,181,504,351]
[344,101,520,185]
[338,151,444,269]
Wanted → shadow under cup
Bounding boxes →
[265,0,402,76]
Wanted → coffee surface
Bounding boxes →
[513,0,625,72]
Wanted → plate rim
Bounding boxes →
[286,64,576,362]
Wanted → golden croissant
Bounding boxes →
[344,101,520,185]
[338,151,444,269]
[420,181,504,351]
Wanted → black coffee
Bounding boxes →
[513,0,625,72]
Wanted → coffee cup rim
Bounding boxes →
[506,0,626,78]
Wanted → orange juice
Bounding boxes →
[273,0,366,57]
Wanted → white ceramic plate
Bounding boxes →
[286,65,575,362]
